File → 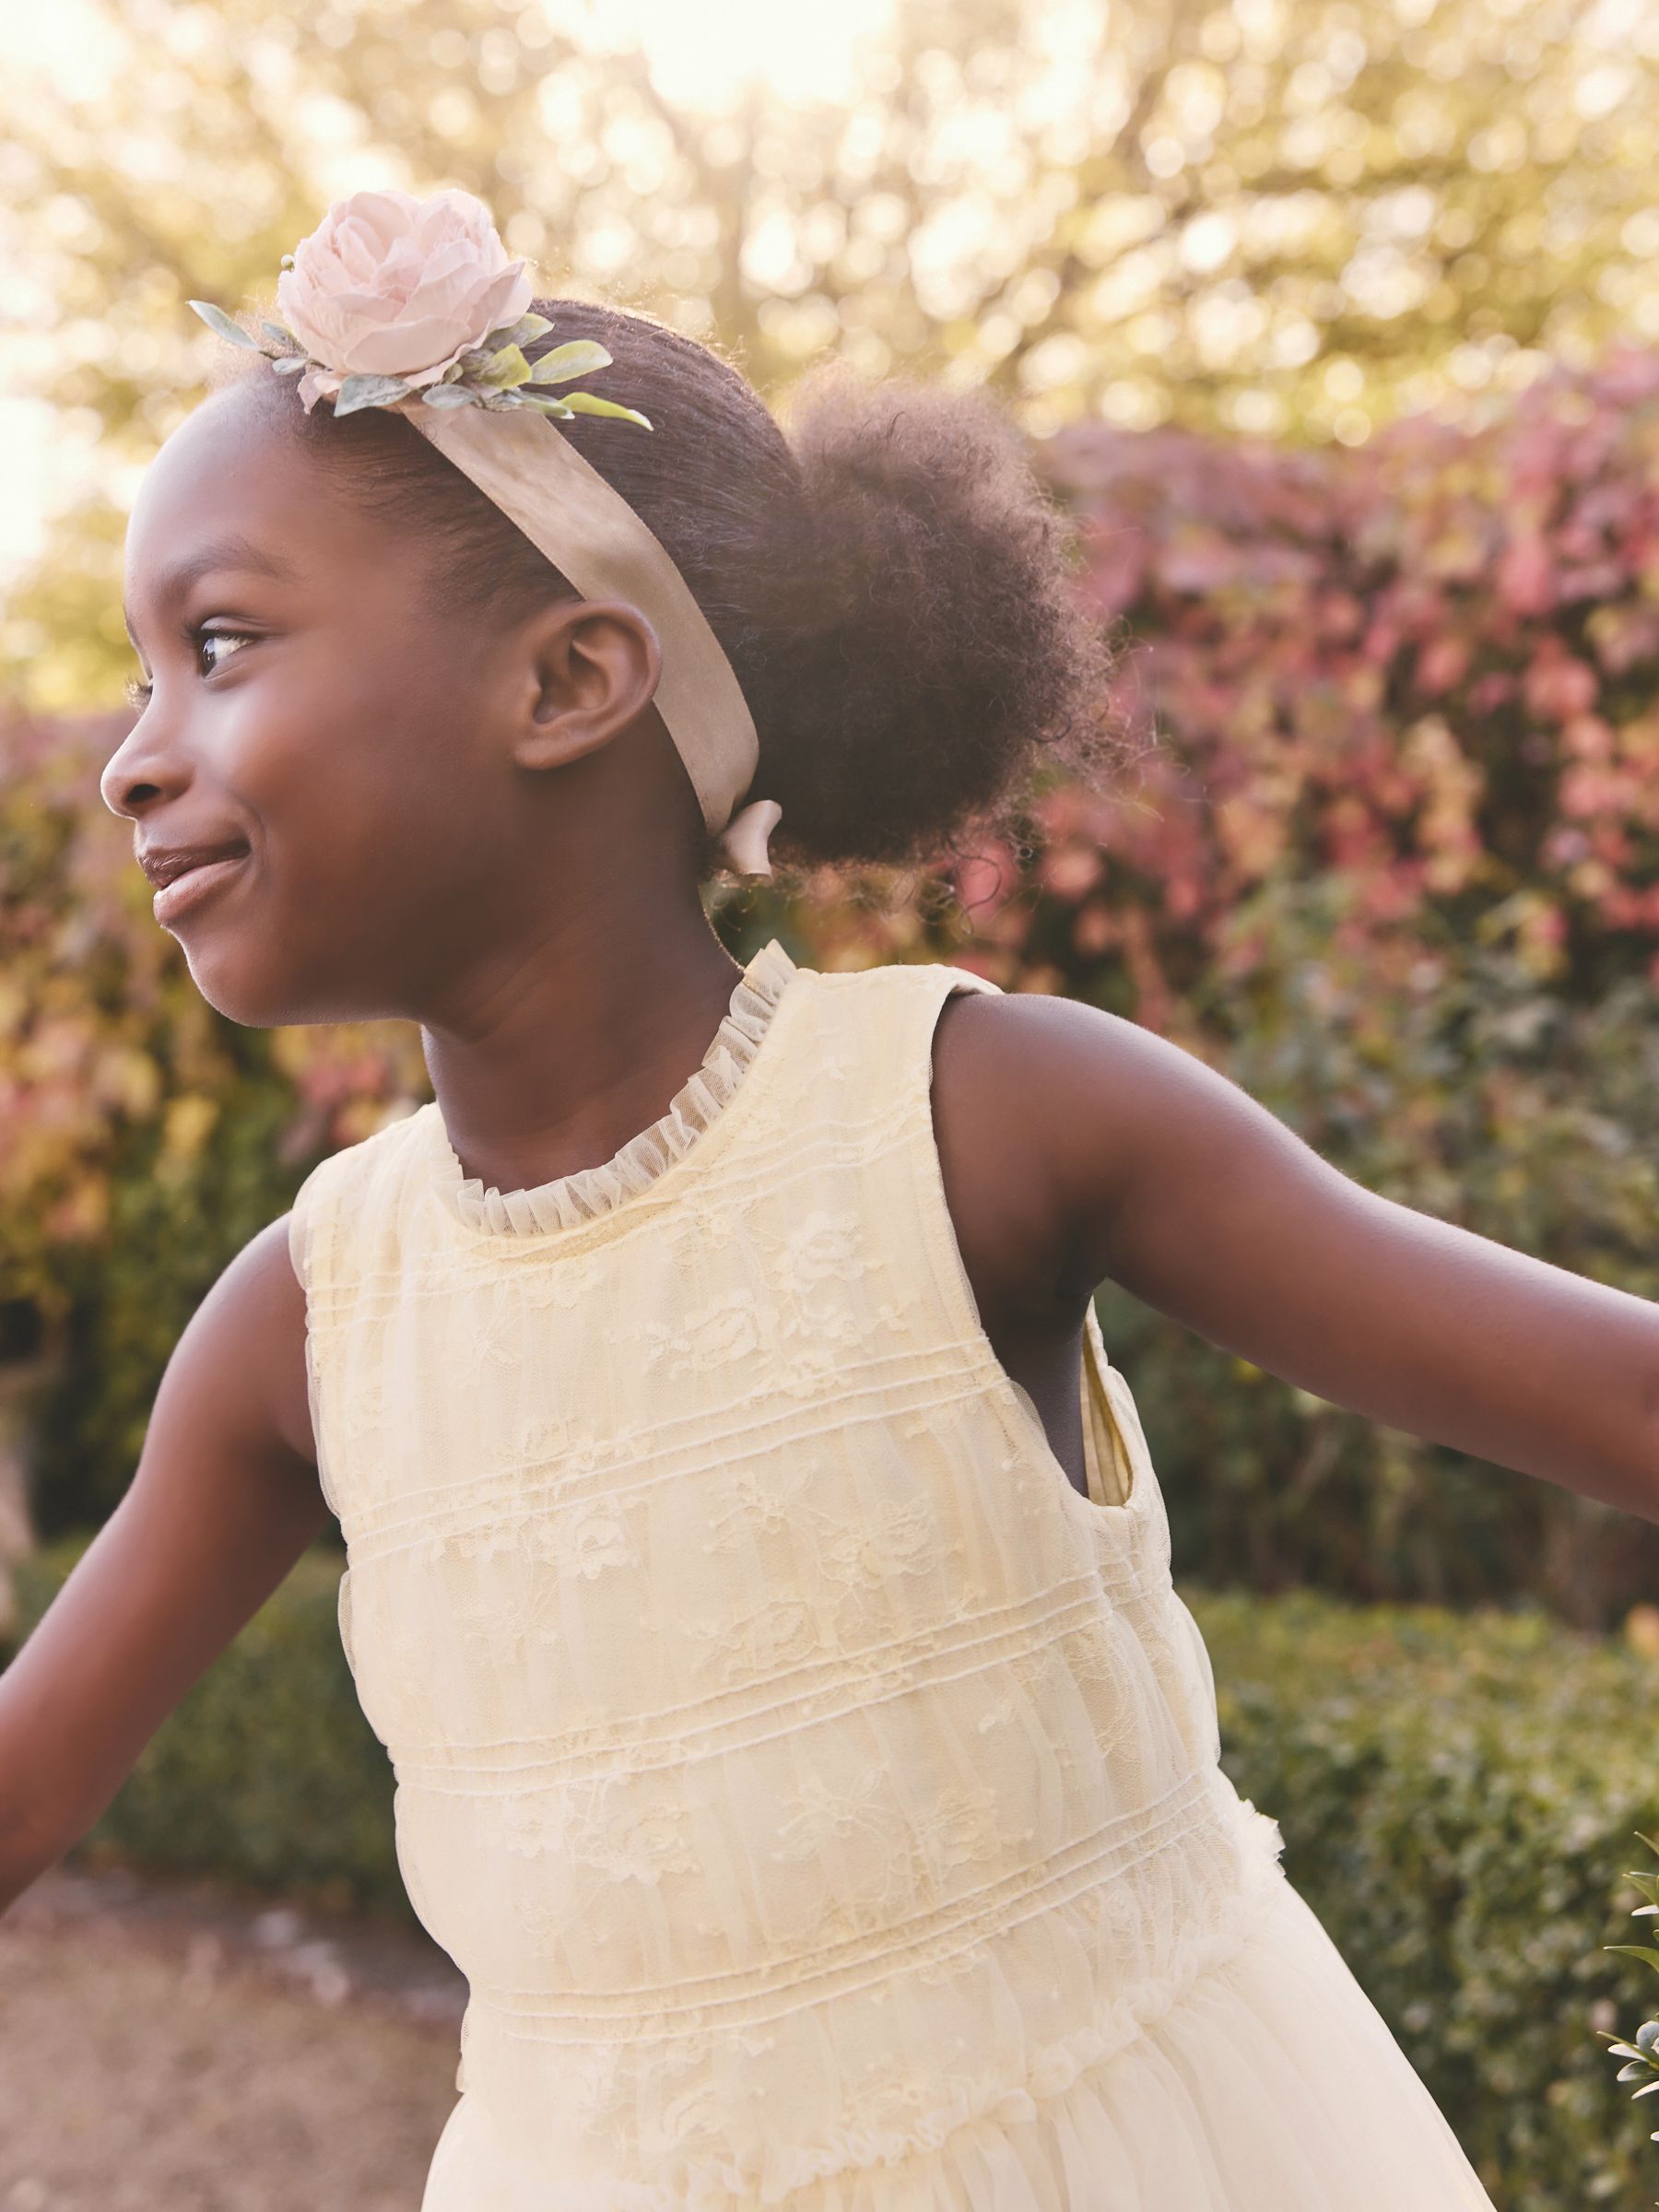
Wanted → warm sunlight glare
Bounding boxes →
[545,0,898,108]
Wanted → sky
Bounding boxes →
[0,0,899,593]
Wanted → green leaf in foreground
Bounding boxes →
[558,390,653,429]
[187,300,260,349]
[479,312,553,352]
[526,340,614,386]
[333,372,415,416]
[476,344,531,389]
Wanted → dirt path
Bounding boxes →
[0,1864,466,2212]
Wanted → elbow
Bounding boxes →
[0,1758,73,1919]
[0,1818,68,1920]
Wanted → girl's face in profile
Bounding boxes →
[106,382,533,1031]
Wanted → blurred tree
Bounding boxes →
[6,0,1659,705]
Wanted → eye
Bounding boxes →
[195,623,256,672]
[124,622,256,710]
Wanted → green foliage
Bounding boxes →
[1194,1589,1659,2206]
[6,1545,1655,2201]
[1092,890,1659,1626]
[1599,1833,1659,2183]
[29,1077,315,1532]
[9,1538,402,1914]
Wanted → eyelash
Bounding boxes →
[125,624,256,710]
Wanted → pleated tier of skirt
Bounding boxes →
[420,1869,1496,2212]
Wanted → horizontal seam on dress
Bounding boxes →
[389,1579,1118,1784]
[505,1838,1292,2206]
[469,1768,1230,2033]
[343,1366,1035,1561]
[335,1335,994,1540]
[384,1563,1141,1759]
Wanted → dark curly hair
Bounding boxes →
[220,298,1125,877]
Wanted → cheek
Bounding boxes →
[249,644,455,848]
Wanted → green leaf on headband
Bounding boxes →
[559,390,653,430]
[419,382,482,407]
[259,320,300,350]
[188,300,261,349]
[334,372,416,416]
[477,344,532,388]
[526,340,614,386]
[268,356,310,375]
[481,312,554,352]
[516,394,576,418]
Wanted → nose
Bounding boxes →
[100,712,182,823]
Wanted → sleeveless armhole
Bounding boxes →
[286,1149,344,1524]
[287,1156,324,1300]
[905,963,1145,1521]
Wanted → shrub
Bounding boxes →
[8,1537,402,1913]
[1198,1589,1659,2206]
[1598,1833,1659,2186]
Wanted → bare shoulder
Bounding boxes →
[177,1211,316,1473]
[933,979,1204,1096]
[928,983,1269,1303]
[924,983,1149,1319]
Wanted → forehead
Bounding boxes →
[123,385,381,626]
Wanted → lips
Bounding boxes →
[149,847,250,926]
[141,839,250,890]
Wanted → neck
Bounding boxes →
[418,888,747,1202]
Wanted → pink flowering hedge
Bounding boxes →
[4,347,1656,1616]
[979,341,1659,1009]
[761,347,1659,1627]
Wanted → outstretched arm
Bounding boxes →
[0,1216,327,1912]
[942,990,1659,1522]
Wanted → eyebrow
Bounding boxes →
[124,534,300,645]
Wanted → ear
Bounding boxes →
[508,597,664,774]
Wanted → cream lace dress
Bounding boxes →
[288,937,1497,2212]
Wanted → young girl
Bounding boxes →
[2,187,1653,2211]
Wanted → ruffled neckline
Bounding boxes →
[423,938,801,1238]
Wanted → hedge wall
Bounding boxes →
[6,1541,1656,2206]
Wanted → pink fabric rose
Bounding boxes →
[276,187,535,413]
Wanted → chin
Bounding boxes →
[177,952,303,1030]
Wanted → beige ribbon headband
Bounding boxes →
[187,186,781,881]
[405,403,781,879]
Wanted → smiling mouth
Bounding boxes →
[151,849,249,924]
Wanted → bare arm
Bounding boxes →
[938,992,1659,1521]
[0,1215,326,1912]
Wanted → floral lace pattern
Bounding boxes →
[287,943,1415,2212]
